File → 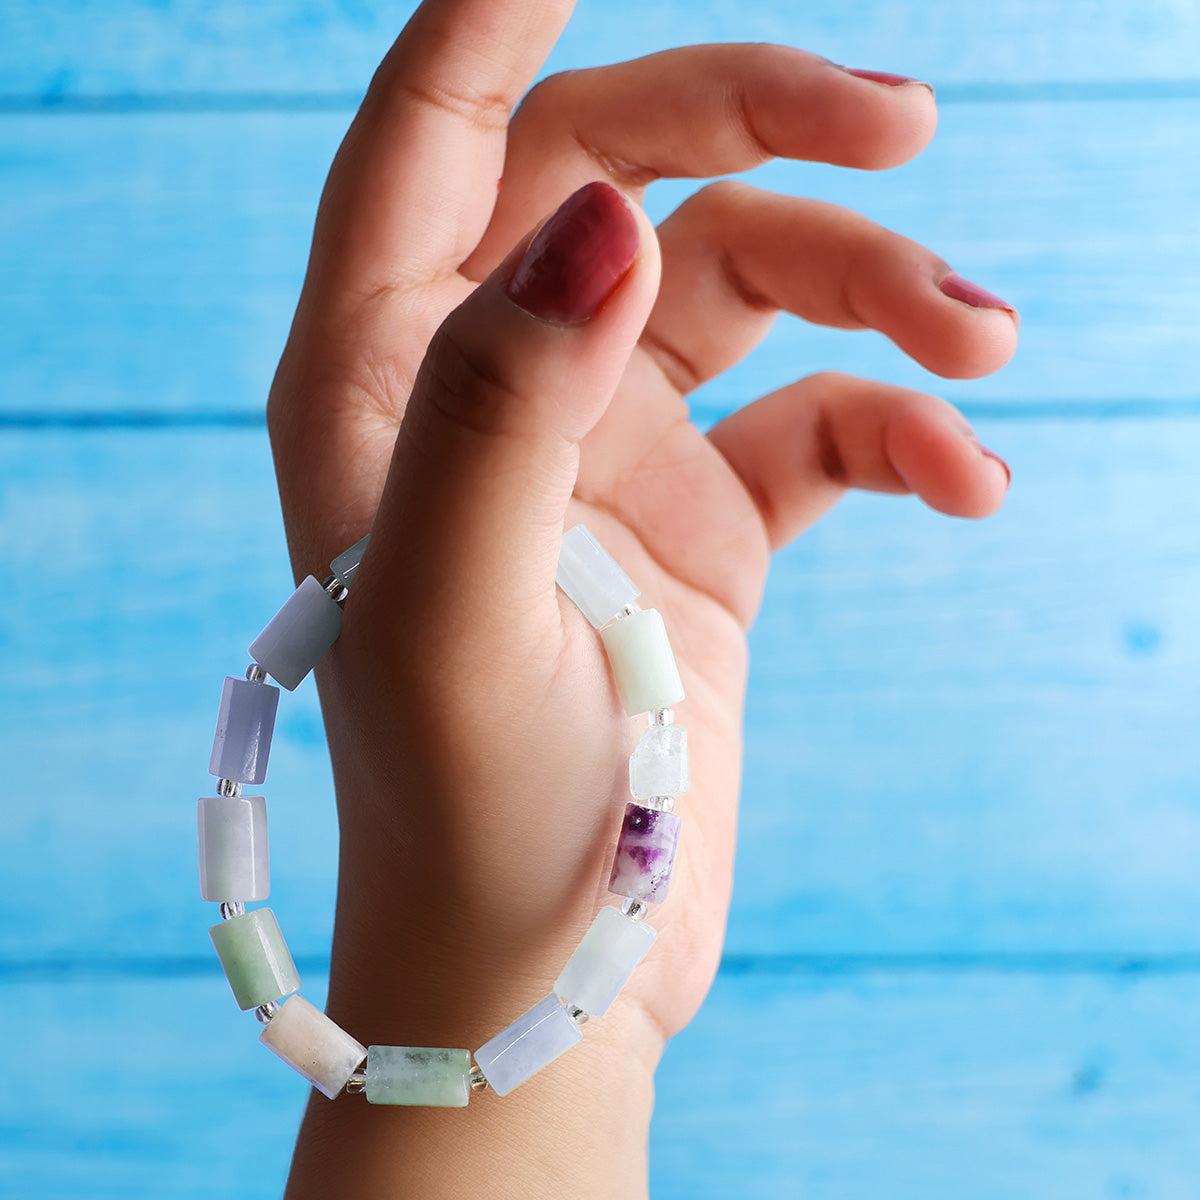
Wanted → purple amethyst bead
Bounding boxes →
[608,803,682,904]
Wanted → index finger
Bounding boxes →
[307,0,575,311]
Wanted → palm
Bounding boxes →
[268,4,1015,1051]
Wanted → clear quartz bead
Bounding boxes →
[629,725,688,799]
[555,525,641,629]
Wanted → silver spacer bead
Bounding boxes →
[469,1065,489,1092]
[567,1005,589,1026]
[322,573,350,603]
[216,777,242,798]
[245,662,267,683]
[651,707,676,727]
[622,898,649,923]
[254,1001,280,1024]
[345,1071,367,1095]
[618,603,640,619]
[218,900,246,920]
[647,795,676,813]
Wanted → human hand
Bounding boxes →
[266,2,1017,1195]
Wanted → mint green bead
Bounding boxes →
[209,908,300,1010]
[365,1046,472,1107]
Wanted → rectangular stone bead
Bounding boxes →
[609,803,683,905]
[209,908,300,1010]
[556,524,640,629]
[629,725,689,800]
[599,608,685,715]
[474,994,582,1097]
[260,995,367,1100]
[554,906,658,1018]
[208,675,280,784]
[197,794,269,902]
[249,575,343,691]
[330,533,370,587]
[365,1046,472,1108]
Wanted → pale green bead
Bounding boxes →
[209,908,300,1010]
[365,1046,472,1107]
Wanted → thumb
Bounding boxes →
[359,182,660,650]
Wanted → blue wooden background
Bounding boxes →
[3,2,1200,1197]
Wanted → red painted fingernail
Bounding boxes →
[939,271,1017,317]
[843,67,931,90]
[506,182,639,325]
[980,445,1012,486]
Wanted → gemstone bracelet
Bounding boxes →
[199,525,688,1104]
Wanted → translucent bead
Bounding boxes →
[197,794,269,903]
[330,534,371,588]
[609,803,682,905]
[474,994,582,1097]
[259,995,367,1100]
[554,906,658,1018]
[629,725,688,799]
[599,609,685,716]
[248,575,344,691]
[209,908,301,1010]
[555,524,640,629]
[364,1046,472,1108]
[208,675,280,784]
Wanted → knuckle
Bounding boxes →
[417,320,528,442]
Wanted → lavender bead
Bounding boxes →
[208,675,280,784]
[608,803,682,905]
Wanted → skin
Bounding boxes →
[268,2,1018,1196]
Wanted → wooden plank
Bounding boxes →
[4,416,1200,962]
[2,1,1200,101]
[4,967,1200,1198]
[2,100,1199,418]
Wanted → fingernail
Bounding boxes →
[843,67,932,92]
[938,271,1017,316]
[979,444,1011,486]
[506,181,640,325]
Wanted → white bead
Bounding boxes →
[248,575,343,691]
[629,725,688,799]
[259,995,367,1100]
[554,906,657,1018]
[474,994,582,1097]
[599,609,685,716]
[197,794,269,902]
[556,525,640,629]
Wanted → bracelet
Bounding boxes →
[198,525,687,1105]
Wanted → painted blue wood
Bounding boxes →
[4,419,1200,963]
[3,1,1200,101]
[3,100,1199,418]
[3,968,1199,1198]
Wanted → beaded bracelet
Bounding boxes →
[199,525,687,1104]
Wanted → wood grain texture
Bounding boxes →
[3,0,1200,101]
[3,418,1200,963]
[4,969,1199,1199]
[3,100,1199,418]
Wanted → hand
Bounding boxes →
[267,2,1017,1196]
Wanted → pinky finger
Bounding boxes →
[707,371,1011,551]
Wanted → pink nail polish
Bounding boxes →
[506,182,639,325]
[979,445,1012,486]
[843,67,929,89]
[939,272,1017,316]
